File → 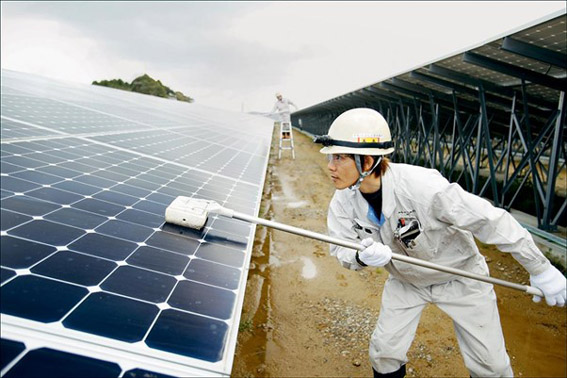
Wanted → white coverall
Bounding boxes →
[271,98,297,124]
[327,163,550,377]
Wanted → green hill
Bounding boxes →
[92,74,193,103]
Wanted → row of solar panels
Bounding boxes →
[1,69,274,377]
[293,13,566,136]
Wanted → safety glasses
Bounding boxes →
[326,154,353,164]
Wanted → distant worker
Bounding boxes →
[271,92,298,139]
[314,108,566,378]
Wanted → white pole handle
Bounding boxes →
[230,210,544,298]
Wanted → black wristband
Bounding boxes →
[355,251,368,267]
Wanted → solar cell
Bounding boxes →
[1,69,273,377]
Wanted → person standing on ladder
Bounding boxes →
[271,92,298,139]
[314,108,566,378]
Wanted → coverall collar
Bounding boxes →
[352,166,394,223]
[379,166,395,218]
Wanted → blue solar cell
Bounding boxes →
[196,243,245,268]
[48,149,82,161]
[12,170,63,186]
[1,268,16,283]
[1,189,14,199]
[126,246,189,275]
[1,161,23,174]
[184,259,241,290]
[74,174,117,189]
[1,143,34,155]
[25,153,67,165]
[96,220,154,242]
[145,309,228,362]
[2,347,121,378]
[1,236,56,268]
[27,187,83,205]
[145,192,174,205]
[1,275,88,323]
[116,208,164,228]
[37,165,82,179]
[1,196,60,216]
[194,188,225,202]
[2,156,45,169]
[44,207,108,229]
[68,233,137,260]
[63,292,159,342]
[1,338,26,370]
[101,266,176,303]
[1,209,32,231]
[112,183,152,198]
[204,229,248,250]
[0,176,41,193]
[165,180,200,193]
[145,231,200,255]
[31,250,116,286]
[211,217,251,235]
[58,161,98,174]
[10,220,85,246]
[124,178,161,191]
[52,180,101,196]
[90,170,130,183]
[73,198,125,217]
[92,190,139,207]
[138,173,170,186]
[106,165,139,177]
[132,199,166,215]
[168,280,235,319]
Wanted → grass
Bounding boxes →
[239,317,254,333]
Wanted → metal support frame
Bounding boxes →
[292,39,566,230]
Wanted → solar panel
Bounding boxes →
[1,69,273,377]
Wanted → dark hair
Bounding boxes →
[372,156,390,177]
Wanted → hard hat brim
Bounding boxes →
[319,145,394,156]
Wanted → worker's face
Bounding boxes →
[277,95,282,101]
[327,154,358,189]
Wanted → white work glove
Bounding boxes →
[357,238,392,267]
[529,265,566,307]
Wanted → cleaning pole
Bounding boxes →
[165,197,544,298]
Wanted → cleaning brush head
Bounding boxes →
[164,197,234,230]
[165,196,211,230]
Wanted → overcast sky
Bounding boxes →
[1,2,565,113]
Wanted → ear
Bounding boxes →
[363,156,375,172]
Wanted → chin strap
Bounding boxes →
[349,156,382,191]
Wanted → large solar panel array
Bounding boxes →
[1,69,273,377]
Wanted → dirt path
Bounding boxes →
[231,128,566,378]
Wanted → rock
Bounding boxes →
[353,360,361,367]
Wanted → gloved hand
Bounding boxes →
[529,265,566,307]
[357,238,392,267]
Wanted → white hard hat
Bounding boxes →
[314,108,394,156]
[276,92,282,97]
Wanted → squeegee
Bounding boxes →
[165,196,544,298]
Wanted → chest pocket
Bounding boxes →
[404,232,438,260]
[352,218,380,241]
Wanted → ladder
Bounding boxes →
[278,121,295,159]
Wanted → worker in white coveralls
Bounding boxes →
[313,108,566,378]
[271,92,297,139]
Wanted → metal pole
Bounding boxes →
[229,210,544,297]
